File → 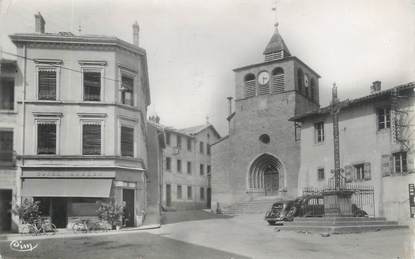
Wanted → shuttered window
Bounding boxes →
[82,124,101,155]
[244,73,256,98]
[83,72,101,101]
[200,164,204,176]
[199,141,204,154]
[37,124,56,154]
[0,131,13,162]
[177,159,182,173]
[200,187,205,200]
[166,157,171,171]
[121,75,134,106]
[314,122,324,143]
[377,107,391,130]
[393,152,407,174]
[177,185,182,199]
[271,68,284,94]
[187,186,192,200]
[381,154,393,177]
[0,78,14,110]
[187,161,192,174]
[317,168,325,180]
[121,126,134,157]
[38,70,56,100]
[176,135,182,149]
[165,132,171,146]
[187,137,192,151]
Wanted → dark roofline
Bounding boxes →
[212,135,229,146]
[290,82,415,122]
[182,124,221,139]
[233,56,321,78]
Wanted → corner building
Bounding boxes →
[9,14,151,229]
[212,24,320,211]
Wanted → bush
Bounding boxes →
[12,199,41,224]
[96,201,124,227]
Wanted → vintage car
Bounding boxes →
[264,195,367,225]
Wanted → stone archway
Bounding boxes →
[248,154,283,196]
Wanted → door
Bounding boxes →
[166,184,171,207]
[0,190,12,231]
[51,198,67,228]
[123,189,135,227]
[264,170,279,196]
[207,188,211,209]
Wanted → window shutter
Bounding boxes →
[408,151,415,173]
[83,124,101,155]
[364,162,371,180]
[381,154,392,177]
[344,165,353,182]
[38,70,56,100]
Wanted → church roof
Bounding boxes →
[263,23,291,56]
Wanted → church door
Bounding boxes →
[264,170,279,196]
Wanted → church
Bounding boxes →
[211,23,320,211]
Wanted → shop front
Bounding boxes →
[20,168,146,228]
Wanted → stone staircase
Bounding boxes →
[222,198,279,215]
[278,217,407,234]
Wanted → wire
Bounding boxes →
[1,49,122,83]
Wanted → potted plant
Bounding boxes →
[96,201,124,230]
[12,199,41,233]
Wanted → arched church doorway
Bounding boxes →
[248,154,283,196]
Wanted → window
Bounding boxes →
[166,132,171,146]
[271,67,284,94]
[82,124,101,155]
[121,75,134,106]
[314,122,324,143]
[187,137,192,151]
[177,135,182,149]
[0,131,13,162]
[354,164,365,180]
[317,168,324,181]
[37,123,56,154]
[377,107,391,130]
[177,185,182,199]
[187,186,192,200]
[200,164,204,176]
[83,71,101,101]
[177,159,182,173]
[393,152,407,174]
[199,141,204,154]
[295,122,301,142]
[166,157,171,171]
[0,78,14,110]
[200,187,205,200]
[38,69,56,100]
[259,134,270,144]
[207,165,211,175]
[187,161,192,174]
[297,69,304,94]
[121,126,134,157]
[244,73,256,98]
[310,78,316,101]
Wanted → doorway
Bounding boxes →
[207,188,211,208]
[0,190,12,231]
[264,170,279,196]
[123,189,135,227]
[51,198,67,228]
[166,184,171,207]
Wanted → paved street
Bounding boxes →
[0,211,412,259]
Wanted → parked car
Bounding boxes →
[264,195,367,225]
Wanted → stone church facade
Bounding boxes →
[211,24,320,210]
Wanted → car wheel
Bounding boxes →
[267,220,276,225]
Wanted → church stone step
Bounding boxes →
[286,220,398,226]
[277,224,407,234]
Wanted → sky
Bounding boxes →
[0,0,414,135]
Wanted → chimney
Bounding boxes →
[133,21,140,46]
[35,12,45,33]
[371,81,381,94]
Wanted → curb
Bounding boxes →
[0,224,161,241]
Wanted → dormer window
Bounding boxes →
[244,73,256,98]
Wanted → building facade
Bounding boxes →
[155,122,220,211]
[3,13,151,230]
[0,59,18,232]
[293,82,415,224]
[211,23,320,211]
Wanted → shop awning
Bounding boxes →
[22,179,112,198]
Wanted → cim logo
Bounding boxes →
[9,240,39,252]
